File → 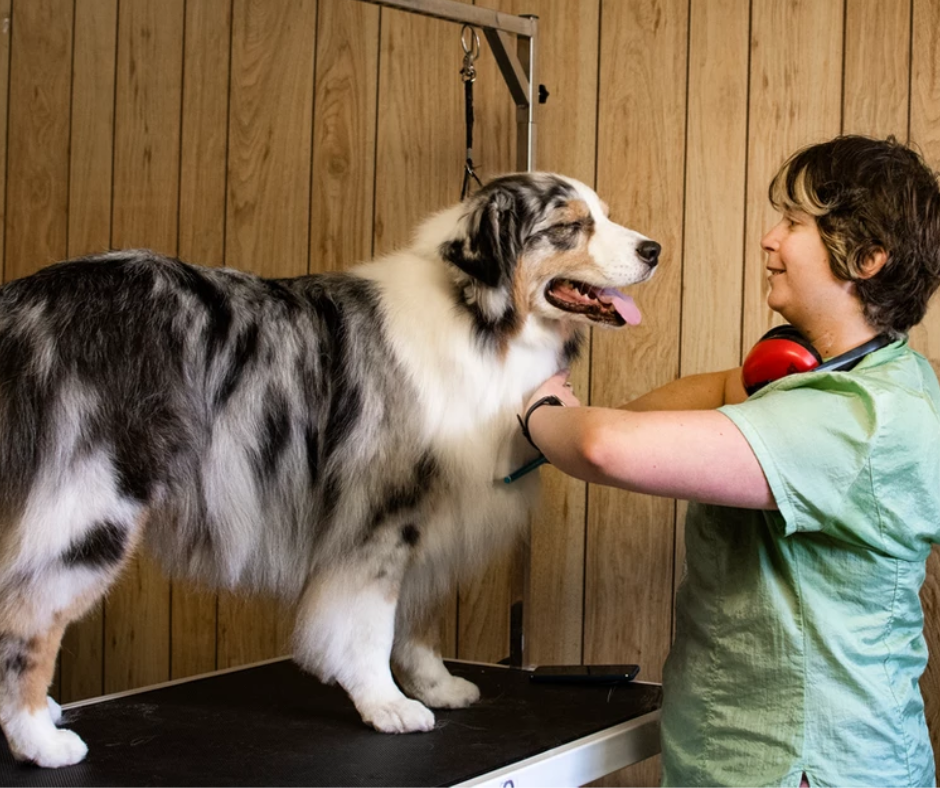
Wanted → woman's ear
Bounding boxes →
[858,248,888,280]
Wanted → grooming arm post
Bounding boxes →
[353,0,538,668]
[482,19,537,174]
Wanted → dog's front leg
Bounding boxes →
[292,566,435,734]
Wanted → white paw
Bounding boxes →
[10,727,88,768]
[361,697,435,733]
[411,675,481,709]
[46,697,63,725]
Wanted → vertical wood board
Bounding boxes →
[4,0,72,280]
[309,0,380,273]
[842,0,911,138]
[225,0,317,278]
[0,0,11,283]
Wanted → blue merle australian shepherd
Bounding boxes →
[0,173,659,766]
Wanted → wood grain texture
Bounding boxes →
[742,0,843,347]
[683,0,749,377]
[67,0,117,259]
[309,0,380,273]
[923,546,940,769]
[0,0,11,284]
[225,0,317,278]
[908,0,940,366]
[58,0,118,704]
[170,0,233,682]
[104,0,184,694]
[178,0,232,268]
[842,0,911,138]
[110,0,184,253]
[910,0,940,764]
[373,6,466,257]
[4,0,72,280]
[589,1,689,784]
[217,594,294,670]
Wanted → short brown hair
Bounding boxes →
[769,135,940,335]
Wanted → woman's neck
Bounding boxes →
[800,318,881,359]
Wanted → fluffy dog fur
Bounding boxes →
[0,173,659,767]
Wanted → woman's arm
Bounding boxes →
[621,367,748,412]
[524,372,775,510]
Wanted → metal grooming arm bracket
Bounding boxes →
[353,0,539,173]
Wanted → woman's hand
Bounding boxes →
[523,370,582,415]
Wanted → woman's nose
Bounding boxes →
[761,224,781,252]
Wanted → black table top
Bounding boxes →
[0,660,662,787]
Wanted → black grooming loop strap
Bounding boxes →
[460,25,484,201]
[517,395,565,452]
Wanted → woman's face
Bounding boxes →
[760,210,853,329]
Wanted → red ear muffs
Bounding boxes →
[742,325,822,395]
[741,326,893,396]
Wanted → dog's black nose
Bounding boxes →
[637,241,661,267]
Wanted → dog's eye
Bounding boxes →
[542,221,585,246]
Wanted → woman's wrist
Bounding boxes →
[518,395,565,452]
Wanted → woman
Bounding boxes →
[520,136,940,786]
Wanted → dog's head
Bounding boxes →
[436,173,659,336]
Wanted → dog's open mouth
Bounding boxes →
[545,279,642,326]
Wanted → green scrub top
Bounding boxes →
[661,338,940,787]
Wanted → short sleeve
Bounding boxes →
[719,375,880,542]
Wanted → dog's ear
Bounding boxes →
[441,188,524,288]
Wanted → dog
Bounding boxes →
[0,172,659,767]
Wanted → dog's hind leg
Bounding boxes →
[0,504,144,767]
[292,560,436,734]
[0,531,139,768]
[0,619,83,767]
[392,635,480,709]
[391,581,480,709]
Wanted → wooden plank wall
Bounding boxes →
[1,1,939,784]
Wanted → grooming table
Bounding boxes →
[0,659,662,787]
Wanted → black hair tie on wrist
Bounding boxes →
[517,394,565,452]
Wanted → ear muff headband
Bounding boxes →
[742,326,892,395]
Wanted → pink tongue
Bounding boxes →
[600,288,642,325]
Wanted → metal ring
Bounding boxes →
[461,25,480,61]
